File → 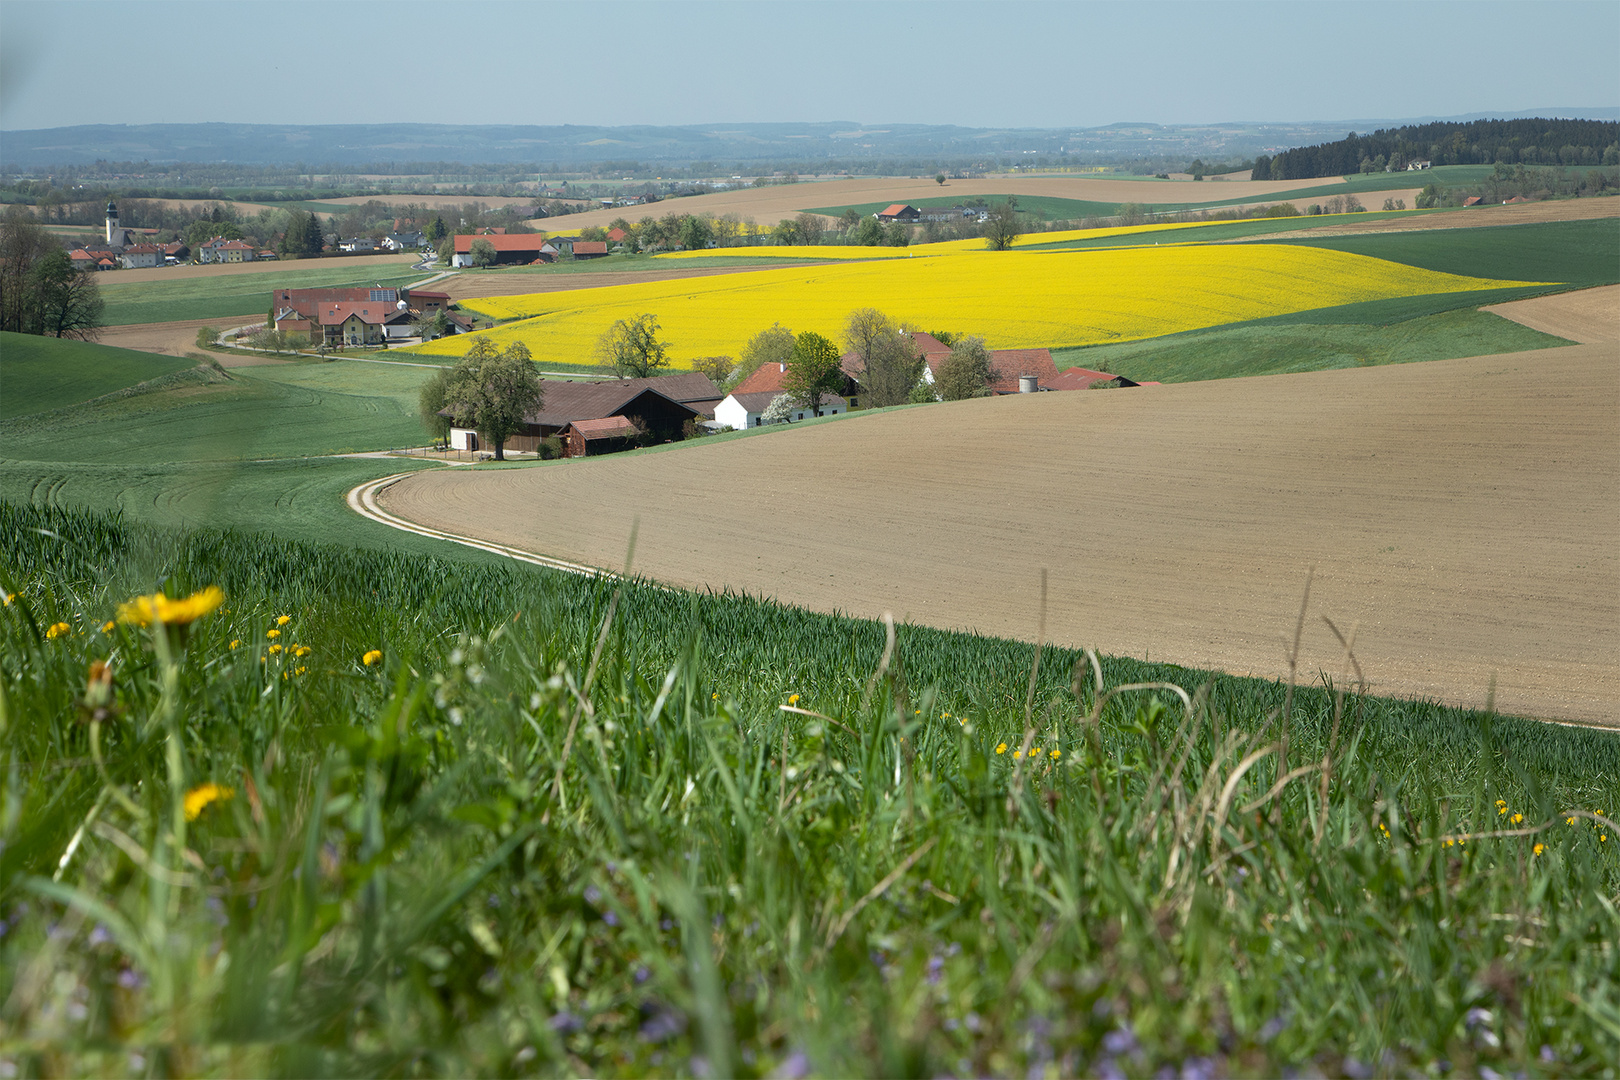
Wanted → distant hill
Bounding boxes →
[4,113,1615,170]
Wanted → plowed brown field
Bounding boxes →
[380,343,1619,726]
[521,174,1350,231]
[1256,196,1619,240]
[1484,284,1619,344]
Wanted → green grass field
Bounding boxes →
[2,501,1615,1075]
[1016,209,1448,251]
[0,357,434,464]
[0,333,197,420]
[1054,308,1572,384]
[97,263,426,326]
[1273,216,1620,287]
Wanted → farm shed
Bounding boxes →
[1045,367,1141,391]
[903,333,1060,394]
[876,204,921,223]
[572,241,609,259]
[447,372,723,456]
[562,416,640,457]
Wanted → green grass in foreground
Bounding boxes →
[1054,308,1573,384]
[97,263,425,327]
[0,333,197,420]
[1272,216,1620,288]
[1,501,1616,1076]
[0,357,434,464]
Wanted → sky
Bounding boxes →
[2,0,1616,132]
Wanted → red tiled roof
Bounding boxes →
[878,204,913,217]
[572,241,609,255]
[568,416,638,440]
[1462,196,1483,206]
[318,302,397,326]
[216,240,254,250]
[733,362,789,395]
[986,349,1057,394]
[607,228,627,242]
[1046,367,1120,391]
[454,233,548,253]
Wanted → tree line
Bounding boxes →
[1253,118,1620,181]
[0,209,104,340]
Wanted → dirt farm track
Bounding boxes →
[380,336,1620,727]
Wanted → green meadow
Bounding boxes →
[97,263,426,326]
[2,501,1616,1076]
[0,333,197,420]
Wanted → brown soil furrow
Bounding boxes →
[378,343,1620,727]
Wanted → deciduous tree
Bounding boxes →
[782,331,845,417]
[444,340,542,461]
[935,335,996,401]
[983,200,1021,250]
[468,238,497,267]
[733,323,794,385]
[595,313,670,378]
[22,248,104,340]
[844,308,923,408]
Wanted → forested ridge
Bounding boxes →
[1254,118,1620,180]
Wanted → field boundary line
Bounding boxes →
[347,473,609,577]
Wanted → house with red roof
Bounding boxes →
[876,204,920,223]
[119,243,165,270]
[451,232,551,267]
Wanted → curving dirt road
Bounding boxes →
[377,341,1620,727]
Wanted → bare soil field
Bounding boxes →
[1483,284,1619,344]
[95,318,285,364]
[380,343,1619,727]
[1256,196,1620,241]
[316,193,545,210]
[523,175,1349,232]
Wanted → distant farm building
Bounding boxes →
[448,373,723,457]
[271,285,457,346]
[875,204,921,223]
[451,233,552,267]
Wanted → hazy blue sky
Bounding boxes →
[2,0,1615,131]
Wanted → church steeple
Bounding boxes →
[106,200,119,245]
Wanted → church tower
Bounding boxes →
[105,200,119,245]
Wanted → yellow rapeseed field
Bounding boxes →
[418,245,1539,365]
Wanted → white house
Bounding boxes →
[713,390,845,430]
[119,243,165,270]
[339,237,381,254]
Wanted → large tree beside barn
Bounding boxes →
[782,331,846,417]
[443,339,543,461]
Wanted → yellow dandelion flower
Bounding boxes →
[788,694,800,705]
[101,620,115,633]
[1511,813,1523,825]
[230,639,241,649]
[266,627,280,639]
[1050,749,1061,759]
[1,590,11,606]
[276,615,291,626]
[46,621,73,639]
[363,649,383,666]
[183,782,233,822]
[1496,801,1508,815]
[295,666,307,676]
[1533,843,1545,856]
[1602,834,1608,843]
[995,743,1007,754]
[293,645,311,658]
[1013,749,1023,759]
[117,585,223,626]
[1567,816,1577,825]
[268,643,282,655]
[1443,838,1455,848]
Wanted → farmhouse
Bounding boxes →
[451,233,551,267]
[448,372,723,456]
[271,285,452,346]
[895,332,1062,395]
[713,390,848,430]
[1044,367,1143,391]
[118,243,165,270]
[383,231,427,251]
[875,204,921,223]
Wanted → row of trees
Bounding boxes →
[1253,118,1620,181]
[0,209,104,339]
